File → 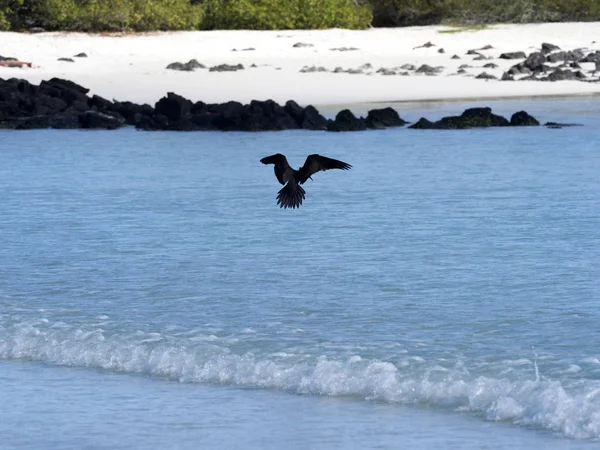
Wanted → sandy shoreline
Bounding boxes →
[2,23,600,107]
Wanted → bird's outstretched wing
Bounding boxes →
[261,153,292,185]
[297,154,352,184]
[260,153,289,167]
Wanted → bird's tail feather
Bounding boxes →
[276,180,306,209]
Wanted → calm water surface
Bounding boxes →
[0,97,599,449]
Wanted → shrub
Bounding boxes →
[295,0,372,29]
[0,0,24,30]
[6,0,600,30]
[369,0,447,27]
[203,0,372,30]
[369,0,600,26]
[17,0,204,31]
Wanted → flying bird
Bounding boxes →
[260,153,352,209]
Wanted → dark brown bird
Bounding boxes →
[260,153,352,209]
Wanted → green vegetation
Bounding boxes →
[1,0,600,31]
[10,0,204,31]
[369,0,600,27]
[0,0,24,30]
[203,0,370,30]
[2,0,371,31]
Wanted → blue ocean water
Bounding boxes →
[1,97,599,449]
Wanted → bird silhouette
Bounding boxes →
[260,153,352,209]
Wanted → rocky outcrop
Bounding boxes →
[499,44,598,82]
[0,78,559,134]
[327,109,367,132]
[166,59,205,71]
[365,107,408,129]
[408,107,532,129]
[0,77,329,131]
[209,63,244,72]
[510,111,540,126]
[500,52,526,60]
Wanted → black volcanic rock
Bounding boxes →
[15,115,52,129]
[510,111,540,126]
[166,59,205,71]
[0,77,568,134]
[155,92,193,122]
[209,63,244,72]
[284,100,328,130]
[543,69,586,81]
[327,109,367,132]
[409,107,509,129]
[499,52,526,59]
[365,107,407,128]
[408,118,436,129]
[79,111,123,129]
[541,43,561,54]
[523,52,549,72]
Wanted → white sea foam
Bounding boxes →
[2,321,600,440]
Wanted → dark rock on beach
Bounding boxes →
[542,69,586,81]
[416,64,443,74]
[476,72,497,80]
[300,65,328,73]
[499,52,526,60]
[546,51,568,63]
[541,43,561,54]
[209,63,244,72]
[166,59,205,71]
[523,52,548,72]
[581,51,600,63]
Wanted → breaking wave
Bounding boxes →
[2,318,600,440]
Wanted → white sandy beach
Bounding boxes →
[2,23,600,106]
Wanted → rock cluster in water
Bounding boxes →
[408,107,540,129]
[0,77,563,132]
[0,77,327,131]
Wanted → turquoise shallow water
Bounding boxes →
[1,97,599,448]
